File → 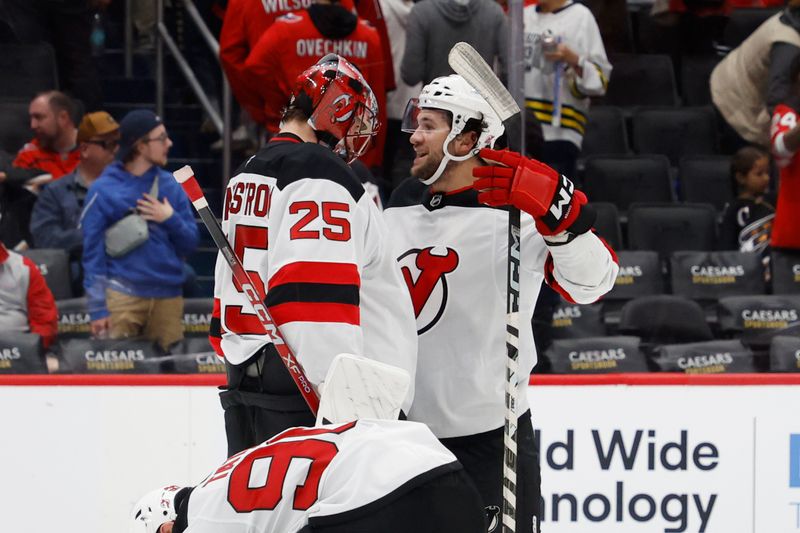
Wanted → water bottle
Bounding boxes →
[90,12,106,57]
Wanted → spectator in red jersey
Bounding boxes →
[0,242,57,350]
[13,91,81,180]
[769,54,800,250]
[244,0,387,170]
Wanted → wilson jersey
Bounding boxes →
[385,181,618,438]
[523,1,611,148]
[769,101,800,248]
[213,134,417,409]
[183,420,460,533]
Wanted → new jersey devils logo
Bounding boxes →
[398,246,459,334]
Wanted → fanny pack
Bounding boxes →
[104,178,159,258]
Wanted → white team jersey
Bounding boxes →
[524,1,611,148]
[185,419,459,533]
[214,135,417,410]
[385,182,618,438]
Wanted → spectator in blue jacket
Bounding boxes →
[81,110,199,351]
[30,111,120,295]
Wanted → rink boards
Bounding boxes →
[0,373,799,533]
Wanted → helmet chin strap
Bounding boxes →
[418,132,476,186]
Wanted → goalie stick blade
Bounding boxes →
[316,353,410,425]
[448,42,520,122]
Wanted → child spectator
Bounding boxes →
[719,146,775,253]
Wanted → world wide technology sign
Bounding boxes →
[527,385,800,533]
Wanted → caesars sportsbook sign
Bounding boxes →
[527,385,800,533]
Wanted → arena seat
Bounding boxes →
[655,339,757,373]
[550,299,606,340]
[599,53,679,107]
[618,295,714,345]
[678,155,733,211]
[627,203,717,256]
[544,336,649,374]
[58,338,163,374]
[589,202,623,251]
[680,54,721,107]
[582,155,673,213]
[19,248,73,300]
[631,107,718,165]
[722,8,781,49]
[182,297,213,337]
[718,295,800,346]
[769,335,800,372]
[603,250,665,327]
[771,249,800,295]
[167,337,224,373]
[670,250,765,301]
[0,43,58,99]
[0,100,30,153]
[55,297,90,340]
[580,106,629,157]
[0,332,45,374]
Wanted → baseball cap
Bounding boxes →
[117,109,164,161]
[77,111,119,143]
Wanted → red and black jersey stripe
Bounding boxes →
[209,297,224,357]
[266,261,361,326]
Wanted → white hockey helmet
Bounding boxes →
[129,485,182,533]
[401,74,504,185]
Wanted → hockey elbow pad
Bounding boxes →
[472,148,595,236]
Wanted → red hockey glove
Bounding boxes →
[472,148,594,236]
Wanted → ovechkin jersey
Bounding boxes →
[183,419,460,533]
[212,134,417,409]
[384,181,618,438]
[769,101,800,249]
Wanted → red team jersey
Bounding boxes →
[181,420,459,533]
[212,135,416,408]
[13,138,80,179]
[769,102,800,249]
[244,11,387,168]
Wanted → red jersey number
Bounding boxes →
[227,422,356,512]
[289,201,351,241]
[224,224,269,335]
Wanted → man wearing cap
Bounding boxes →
[81,109,199,351]
[30,111,120,295]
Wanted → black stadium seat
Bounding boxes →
[680,55,721,107]
[718,295,800,346]
[0,332,45,374]
[0,100,30,154]
[19,248,73,300]
[631,107,718,166]
[678,155,733,211]
[59,338,163,374]
[618,295,714,346]
[550,299,606,340]
[771,249,800,295]
[582,155,673,213]
[769,335,800,372]
[627,203,717,256]
[670,250,765,301]
[722,8,781,49]
[182,297,213,337]
[544,336,649,374]
[656,339,757,373]
[599,54,679,107]
[589,202,623,251]
[0,43,58,99]
[580,106,629,157]
[56,297,90,339]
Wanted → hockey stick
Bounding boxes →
[172,166,320,415]
[448,42,521,533]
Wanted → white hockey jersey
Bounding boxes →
[384,181,618,438]
[212,134,417,410]
[183,419,459,533]
[524,1,611,148]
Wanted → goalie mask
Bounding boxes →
[129,485,182,533]
[290,54,380,163]
[402,74,504,185]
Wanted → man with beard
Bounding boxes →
[81,110,198,351]
[13,91,81,179]
[384,75,618,532]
